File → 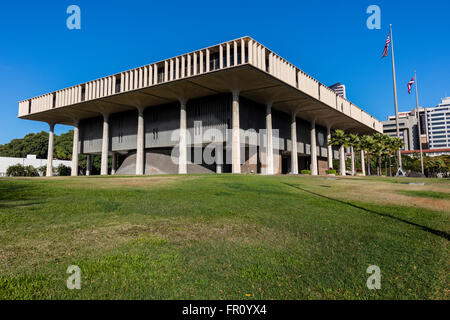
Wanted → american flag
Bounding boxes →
[382,35,390,58]
[407,77,415,94]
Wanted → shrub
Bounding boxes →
[6,164,39,177]
[325,169,337,175]
[37,165,47,176]
[56,164,71,176]
[301,170,311,175]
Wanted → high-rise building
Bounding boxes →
[426,97,450,149]
[382,97,450,152]
[382,108,427,151]
[329,82,346,99]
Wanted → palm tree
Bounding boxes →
[346,133,360,176]
[328,129,347,176]
[371,133,388,176]
[388,137,404,175]
[384,136,402,176]
[359,135,374,176]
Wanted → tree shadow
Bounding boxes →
[0,182,42,210]
[284,183,450,241]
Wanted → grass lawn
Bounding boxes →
[0,174,448,299]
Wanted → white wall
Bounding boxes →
[0,156,72,177]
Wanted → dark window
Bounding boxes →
[157,67,165,83]
[115,77,121,93]
[81,85,86,102]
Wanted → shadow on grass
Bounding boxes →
[284,183,450,241]
[0,182,41,209]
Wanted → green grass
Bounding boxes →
[397,190,450,200]
[0,174,448,299]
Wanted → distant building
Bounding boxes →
[0,155,72,177]
[401,148,450,157]
[329,82,346,99]
[382,97,450,154]
[382,108,427,151]
[426,97,450,149]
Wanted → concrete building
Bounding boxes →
[18,37,382,176]
[426,97,450,149]
[382,108,427,151]
[0,155,72,177]
[329,83,346,99]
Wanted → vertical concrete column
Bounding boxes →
[241,38,245,63]
[181,56,185,78]
[266,102,273,175]
[136,107,145,175]
[153,64,158,84]
[327,125,333,169]
[248,40,253,64]
[111,152,117,175]
[219,45,223,69]
[226,43,230,67]
[206,49,210,72]
[86,154,92,176]
[193,53,198,75]
[199,51,204,74]
[360,149,366,176]
[46,123,55,177]
[216,144,223,174]
[350,147,355,175]
[187,55,192,77]
[310,119,318,175]
[169,60,174,81]
[290,112,298,174]
[71,121,79,176]
[101,113,110,176]
[179,100,187,174]
[339,145,346,176]
[233,41,238,66]
[164,61,168,82]
[232,90,241,174]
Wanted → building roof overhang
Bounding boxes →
[19,64,379,135]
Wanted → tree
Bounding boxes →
[346,133,360,176]
[329,129,348,176]
[0,132,49,158]
[385,136,404,176]
[359,135,375,176]
[56,164,71,176]
[0,131,103,175]
[371,133,390,176]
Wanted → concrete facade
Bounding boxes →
[18,37,381,176]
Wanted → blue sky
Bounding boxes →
[0,0,449,144]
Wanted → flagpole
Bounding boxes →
[390,24,403,172]
[414,71,425,174]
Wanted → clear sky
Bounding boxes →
[0,0,449,144]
